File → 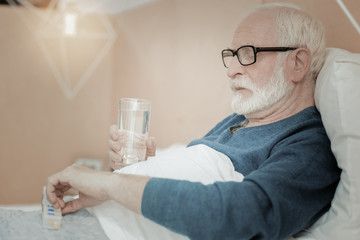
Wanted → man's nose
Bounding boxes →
[226,56,245,79]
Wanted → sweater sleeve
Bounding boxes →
[141,133,340,240]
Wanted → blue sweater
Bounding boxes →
[141,107,340,240]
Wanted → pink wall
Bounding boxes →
[1,0,359,204]
[0,7,114,203]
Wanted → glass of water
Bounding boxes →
[117,98,151,166]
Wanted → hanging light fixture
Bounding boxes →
[63,11,76,36]
[7,0,117,100]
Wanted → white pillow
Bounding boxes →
[296,48,360,239]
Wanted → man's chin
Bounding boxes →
[232,94,248,113]
[232,100,252,116]
[231,97,265,116]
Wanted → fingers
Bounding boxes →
[46,165,81,208]
[109,149,123,170]
[109,123,158,166]
[145,137,157,158]
[108,138,121,153]
[46,165,107,214]
[109,125,119,141]
[46,175,70,209]
[46,181,58,206]
[108,126,123,169]
[61,199,82,215]
[108,128,146,168]
[62,192,105,215]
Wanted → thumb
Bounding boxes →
[61,199,83,215]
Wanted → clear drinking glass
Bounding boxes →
[117,98,151,166]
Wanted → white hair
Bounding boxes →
[249,3,326,87]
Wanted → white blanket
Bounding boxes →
[91,144,244,240]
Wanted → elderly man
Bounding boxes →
[47,3,340,240]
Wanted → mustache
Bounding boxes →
[229,76,257,91]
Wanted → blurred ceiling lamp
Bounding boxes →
[7,0,117,100]
[63,9,77,36]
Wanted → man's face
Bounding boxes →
[230,59,291,115]
[227,11,291,116]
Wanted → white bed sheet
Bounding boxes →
[92,144,244,240]
[0,204,41,211]
[0,144,244,240]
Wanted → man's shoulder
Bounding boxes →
[271,107,331,153]
[272,106,324,132]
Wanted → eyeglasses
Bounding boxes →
[221,45,297,68]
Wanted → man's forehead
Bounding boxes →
[231,11,277,48]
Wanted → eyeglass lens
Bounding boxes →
[222,46,255,68]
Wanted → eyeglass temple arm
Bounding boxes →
[255,47,297,53]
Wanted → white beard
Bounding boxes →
[230,62,291,116]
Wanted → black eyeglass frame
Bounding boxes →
[221,45,297,68]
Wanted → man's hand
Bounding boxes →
[46,164,151,215]
[108,125,157,170]
[46,164,111,214]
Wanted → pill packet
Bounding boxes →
[42,187,62,230]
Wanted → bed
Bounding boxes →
[1,48,359,240]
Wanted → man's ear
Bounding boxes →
[287,48,311,83]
